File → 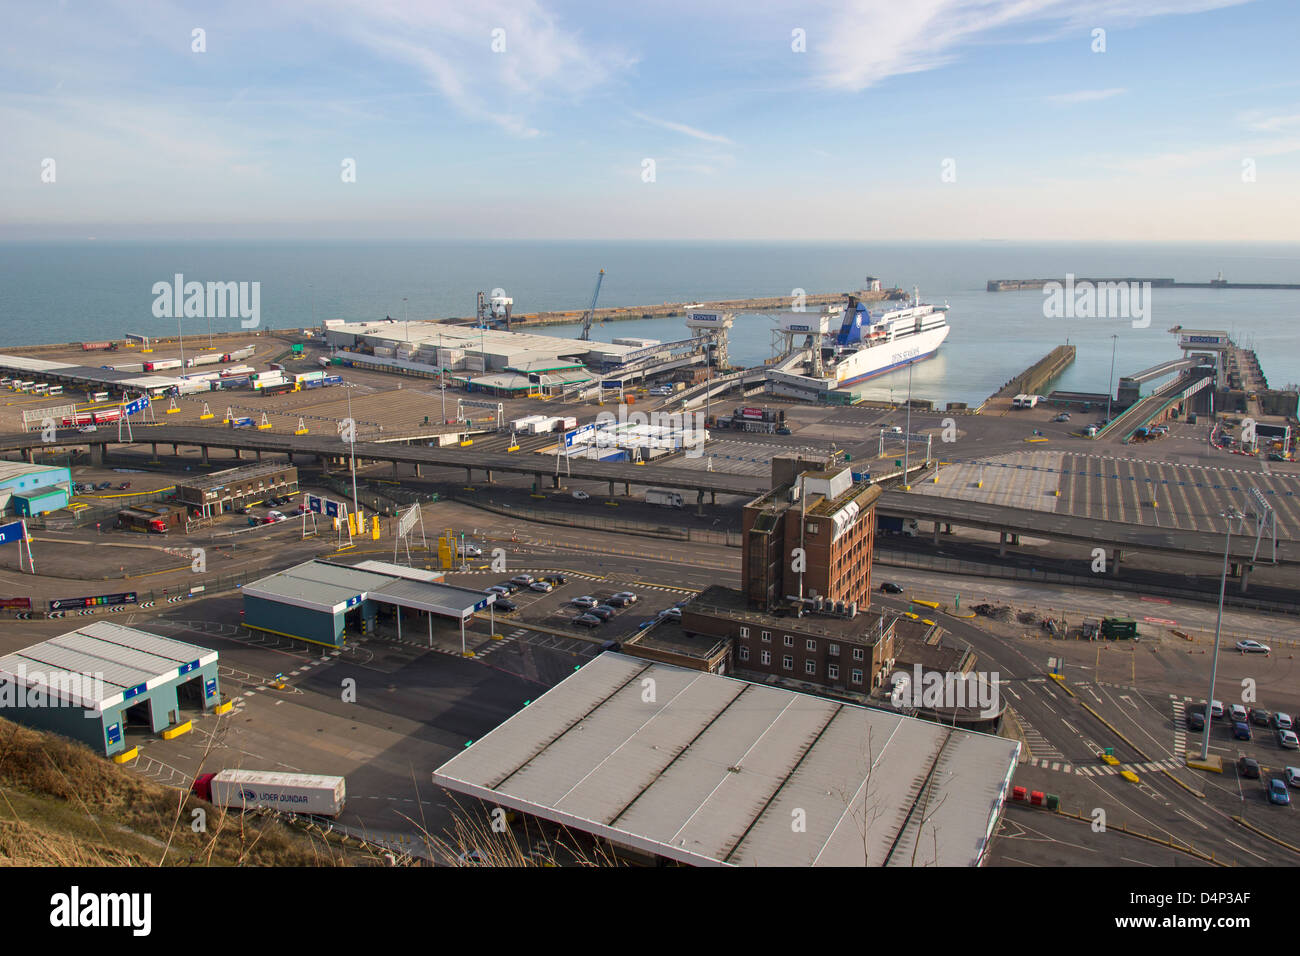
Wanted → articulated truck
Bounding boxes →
[192,770,346,817]
[645,488,684,508]
[877,515,919,537]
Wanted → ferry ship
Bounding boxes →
[821,289,950,387]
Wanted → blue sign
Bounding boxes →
[178,660,200,676]
[308,495,322,514]
[0,521,26,546]
[122,396,150,416]
[106,722,121,745]
[345,594,362,608]
[204,678,217,698]
[123,682,147,700]
[564,422,598,448]
[325,500,339,517]
[474,598,490,612]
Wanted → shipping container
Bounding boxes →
[194,770,346,817]
[322,375,344,386]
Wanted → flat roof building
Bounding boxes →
[433,652,1020,866]
[241,558,498,649]
[0,461,72,516]
[0,621,221,757]
[175,462,298,517]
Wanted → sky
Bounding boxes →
[1,0,1297,240]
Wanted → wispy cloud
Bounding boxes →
[1044,87,1126,104]
[815,0,1252,92]
[631,111,734,145]
[1238,108,1300,132]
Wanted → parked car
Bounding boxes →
[529,581,553,593]
[462,544,483,558]
[267,510,287,522]
[1053,413,1071,423]
[510,574,535,586]
[1251,708,1272,727]
[1278,729,1299,750]
[1229,704,1249,723]
[659,607,683,621]
[544,574,567,585]
[572,614,602,628]
[879,582,904,594]
[1268,778,1292,805]
[775,426,792,435]
[485,586,511,597]
[599,640,621,653]
[1238,755,1261,779]
[609,591,638,607]
[588,605,615,621]
[1233,721,1252,742]
[494,599,517,613]
[498,581,521,594]
[1210,700,1225,719]
[1275,712,1294,731]
[1187,710,1205,732]
[1237,639,1271,654]
[570,596,597,609]
[96,481,112,490]
[572,490,590,501]
[117,481,131,490]
[1285,767,1300,788]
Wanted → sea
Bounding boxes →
[2,239,1297,407]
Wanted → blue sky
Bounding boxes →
[2,0,1297,239]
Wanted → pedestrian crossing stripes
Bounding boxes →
[1022,756,1184,776]
[1019,720,1064,761]
[1171,698,1189,758]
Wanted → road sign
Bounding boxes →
[0,521,27,545]
[49,592,137,611]
[397,503,420,538]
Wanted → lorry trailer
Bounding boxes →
[877,515,919,537]
[192,770,346,817]
[645,488,684,508]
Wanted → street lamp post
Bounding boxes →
[903,358,914,486]
[1199,508,1242,761]
[1106,333,1118,425]
[346,385,360,524]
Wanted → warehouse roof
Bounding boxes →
[0,621,218,713]
[0,354,182,391]
[433,653,1020,867]
[242,559,493,619]
[0,461,66,483]
[366,579,495,619]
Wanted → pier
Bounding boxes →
[988,276,1300,291]
[987,345,1076,406]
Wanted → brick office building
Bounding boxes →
[741,459,880,611]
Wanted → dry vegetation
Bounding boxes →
[0,717,353,867]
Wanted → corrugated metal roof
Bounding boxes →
[434,654,1019,867]
[366,579,492,617]
[241,560,394,611]
[352,560,444,583]
[0,623,217,709]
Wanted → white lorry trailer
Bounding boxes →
[192,770,346,817]
[646,488,684,508]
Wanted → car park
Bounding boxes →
[1236,639,1271,654]
[1229,704,1249,723]
[1233,721,1252,741]
[529,581,553,593]
[1286,767,1300,788]
[1251,708,1272,727]
[572,614,602,628]
[1238,755,1261,779]
[879,582,904,594]
[1279,730,1299,750]
[1275,712,1294,731]
[570,596,597,609]
[1268,779,1291,805]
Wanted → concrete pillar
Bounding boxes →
[608,481,615,498]
[201,446,209,465]
[710,491,716,505]
[287,451,294,464]
[551,474,559,488]
[486,469,493,483]
[624,482,631,496]
[393,460,399,476]
[1111,550,1122,576]
[933,522,940,545]
[1240,565,1250,594]
[89,444,104,467]
[412,462,419,477]
[697,490,705,516]
[171,443,178,455]
[998,531,1007,557]
[256,450,262,462]
[151,442,158,458]
[466,467,472,484]
[21,448,32,464]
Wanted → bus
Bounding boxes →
[47,385,63,397]
[31,383,48,396]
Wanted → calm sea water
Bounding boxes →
[2,240,1297,406]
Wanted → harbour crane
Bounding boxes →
[578,269,605,341]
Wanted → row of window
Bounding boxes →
[739,627,866,661]
[738,646,864,683]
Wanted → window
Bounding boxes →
[828,664,839,680]
[784,634,794,647]
[805,660,816,675]
[805,638,817,652]
[739,627,749,639]
[782,655,793,671]
[851,669,863,684]
[852,647,865,661]
[760,650,771,666]
[739,646,750,662]
[761,630,771,642]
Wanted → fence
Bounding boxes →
[451,495,742,547]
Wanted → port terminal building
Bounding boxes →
[0,622,221,758]
[0,461,73,517]
[241,559,499,649]
[434,652,1020,867]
